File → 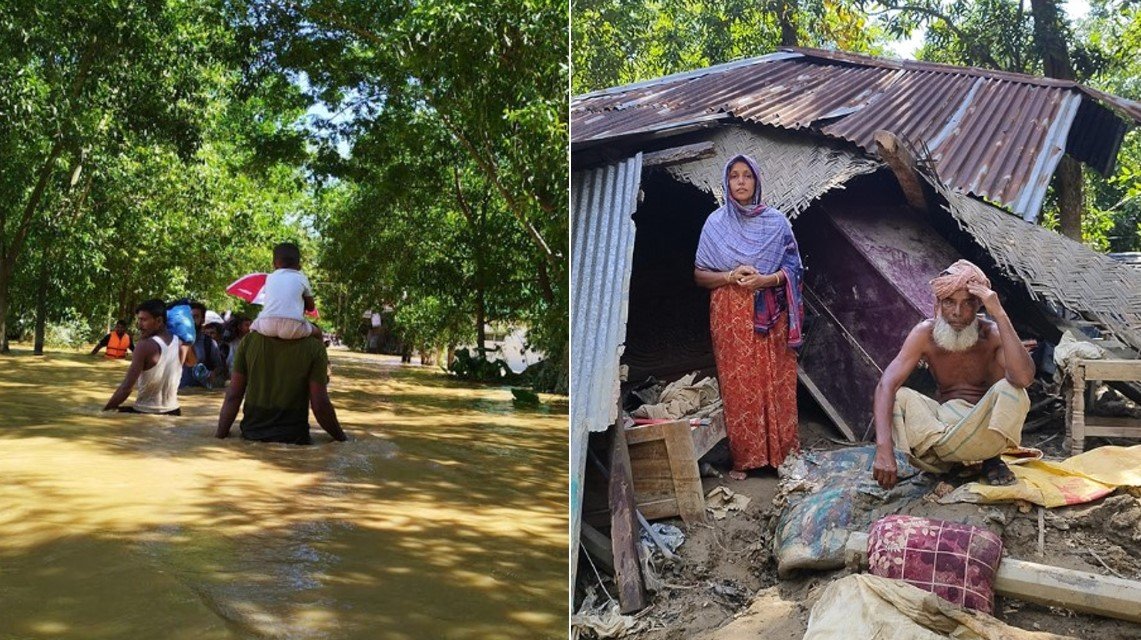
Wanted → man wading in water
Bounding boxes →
[104,299,194,416]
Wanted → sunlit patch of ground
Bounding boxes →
[0,346,568,639]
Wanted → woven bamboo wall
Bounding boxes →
[934,181,1141,352]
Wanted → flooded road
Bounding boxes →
[0,348,568,639]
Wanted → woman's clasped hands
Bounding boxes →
[729,265,777,291]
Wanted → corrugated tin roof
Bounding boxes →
[573,47,1141,222]
[569,154,643,582]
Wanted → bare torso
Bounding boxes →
[918,318,1005,404]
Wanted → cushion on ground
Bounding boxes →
[867,514,1002,614]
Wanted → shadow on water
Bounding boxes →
[0,348,569,639]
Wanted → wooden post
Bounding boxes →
[873,130,928,211]
[1070,362,1086,454]
[608,421,647,613]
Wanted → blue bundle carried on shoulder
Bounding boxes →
[166,302,195,344]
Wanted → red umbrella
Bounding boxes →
[225,273,319,318]
[226,273,267,304]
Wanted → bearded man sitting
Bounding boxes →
[870,260,1036,490]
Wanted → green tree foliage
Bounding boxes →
[0,0,314,348]
[572,0,887,94]
[243,0,568,391]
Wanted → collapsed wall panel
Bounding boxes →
[796,201,961,438]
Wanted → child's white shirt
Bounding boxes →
[259,269,312,321]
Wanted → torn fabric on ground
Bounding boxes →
[773,447,928,576]
[805,574,1075,639]
[630,373,720,420]
[940,445,1141,508]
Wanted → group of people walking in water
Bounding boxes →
[94,242,346,444]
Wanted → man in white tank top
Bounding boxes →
[104,299,194,415]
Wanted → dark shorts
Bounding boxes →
[118,406,182,416]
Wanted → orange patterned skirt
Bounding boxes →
[709,284,799,471]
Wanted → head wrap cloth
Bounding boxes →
[930,259,990,315]
[694,154,805,348]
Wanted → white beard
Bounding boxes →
[933,315,980,352]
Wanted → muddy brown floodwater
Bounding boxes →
[0,347,568,639]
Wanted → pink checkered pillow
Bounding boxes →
[867,515,1003,614]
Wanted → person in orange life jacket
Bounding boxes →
[91,320,135,359]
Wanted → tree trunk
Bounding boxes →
[476,282,487,359]
[778,0,799,46]
[1030,0,1082,240]
[0,263,9,353]
[1057,156,1083,240]
[33,253,49,355]
[536,258,555,305]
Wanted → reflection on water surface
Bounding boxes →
[0,348,568,639]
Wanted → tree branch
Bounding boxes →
[434,106,556,263]
[877,4,1004,69]
[284,0,559,265]
[5,136,67,274]
[3,34,99,272]
[451,166,477,227]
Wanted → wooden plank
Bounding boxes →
[994,558,1141,624]
[691,411,726,459]
[1084,418,1141,438]
[846,532,1141,624]
[1080,359,1141,380]
[798,364,858,441]
[580,522,615,575]
[628,440,675,503]
[661,420,707,524]
[625,420,686,445]
[638,498,682,521]
[607,423,646,613]
[625,419,709,523]
[641,141,717,168]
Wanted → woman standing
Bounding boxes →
[694,154,804,480]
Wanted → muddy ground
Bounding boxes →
[579,400,1141,640]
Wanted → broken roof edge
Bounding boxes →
[787,46,1141,124]
[570,111,733,154]
[572,51,804,102]
[1081,85,1141,124]
[654,123,884,219]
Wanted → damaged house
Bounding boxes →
[570,47,1141,619]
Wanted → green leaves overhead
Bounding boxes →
[247,0,568,387]
[0,0,314,346]
[572,0,885,94]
